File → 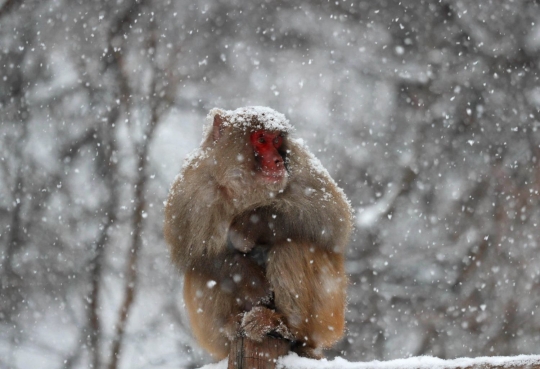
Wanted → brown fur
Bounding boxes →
[164,109,353,359]
[241,306,292,342]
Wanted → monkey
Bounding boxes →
[164,106,353,360]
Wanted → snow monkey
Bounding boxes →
[164,107,353,360]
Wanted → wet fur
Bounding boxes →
[164,113,352,359]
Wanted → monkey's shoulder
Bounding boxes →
[288,141,351,207]
[282,171,350,215]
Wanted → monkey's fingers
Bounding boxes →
[271,319,294,341]
[241,306,293,342]
[241,307,272,342]
[222,313,243,340]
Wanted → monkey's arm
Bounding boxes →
[271,140,353,253]
[164,167,233,268]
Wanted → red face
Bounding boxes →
[250,130,286,181]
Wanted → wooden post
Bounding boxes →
[228,335,290,369]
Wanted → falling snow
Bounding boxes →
[1,1,540,369]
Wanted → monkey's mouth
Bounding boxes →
[260,170,287,182]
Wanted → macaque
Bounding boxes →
[164,107,353,360]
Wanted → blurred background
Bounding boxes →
[1,0,540,368]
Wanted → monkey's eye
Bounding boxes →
[258,136,266,144]
[273,135,283,148]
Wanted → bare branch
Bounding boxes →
[0,0,22,18]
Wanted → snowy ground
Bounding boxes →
[201,354,540,369]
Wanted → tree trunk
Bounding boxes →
[228,336,290,369]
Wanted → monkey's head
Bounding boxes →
[204,107,293,207]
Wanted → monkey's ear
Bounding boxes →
[213,114,224,142]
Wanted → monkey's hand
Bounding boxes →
[241,306,293,342]
[228,228,256,253]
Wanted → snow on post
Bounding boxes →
[202,354,540,369]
